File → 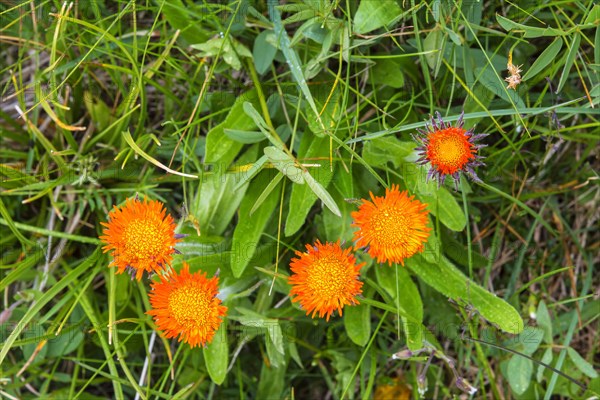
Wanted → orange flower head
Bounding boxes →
[100,197,180,280]
[352,185,430,265]
[415,112,487,189]
[288,240,364,321]
[147,262,227,348]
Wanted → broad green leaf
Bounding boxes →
[22,323,48,363]
[522,37,563,81]
[205,92,259,165]
[46,327,84,357]
[287,329,303,368]
[567,347,599,378]
[595,25,600,66]
[475,66,525,108]
[344,303,371,347]
[496,14,564,38]
[423,27,444,76]
[371,59,405,88]
[249,173,283,215]
[194,146,258,236]
[243,102,284,150]
[223,129,265,144]
[556,33,581,93]
[285,135,334,236]
[253,30,277,74]
[354,0,401,34]
[191,37,252,70]
[537,348,553,382]
[256,357,286,399]
[402,162,466,231]
[536,300,553,344]
[266,329,286,368]
[512,327,543,355]
[264,146,304,184]
[162,0,209,43]
[230,171,282,277]
[269,2,321,127]
[203,323,228,385]
[585,5,600,25]
[362,138,415,168]
[507,356,533,395]
[376,266,423,350]
[302,168,341,217]
[462,0,482,40]
[233,155,268,191]
[239,309,286,368]
[322,169,354,243]
[306,84,342,137]
[407,254,524,334]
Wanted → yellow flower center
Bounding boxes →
[124,219,164,259]
[168,283,211,328]
[370,207,409,247]
[306,254,351,298]
[426,127,475,174]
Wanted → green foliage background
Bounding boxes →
[1,0,598,399]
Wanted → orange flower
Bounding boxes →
[100,197,180,280]
[147,262,227,348]
[288,240,364,321]
[352,185,430,265]
[415,112,487,188]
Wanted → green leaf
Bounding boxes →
[223,129,265,144]
[407,254,524,334]
[496,14,564,38]
[253,30,277,74]
[362,138,415,169]
[376,266,423,350]
[507,356,533,395]
[194,146,259,236]
[354,0,401,34]
[302,168,341,217]
[264,146,304,184]
[344,303,371,347]
[191,37,252,70]
[536,300,553,344]
[556,33,581,93]
[537,348,553,382]
[285,135,334,236]
[402,162,466,231]
[371,59,405,88]
[0,249,100,365]
[250,173,283,215]
[475,66,526,108]
[322,169,354,243]
[584,4,600,25]
[256,357,286,399]
[266,328,286,368]
[515,327,544,355]
[205,92,259,165]
[233,155,269,191]
[306,86,342,137]
[567,347,599,379]
[22,323,48,363]
[522,37,563,81]
[230,171,282,277]
[162,0,209,43]
[269,2,321,128]
[243,102,284,150]
[423,27,444,76]
[46,327,84,357]
[203,322,228,385]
